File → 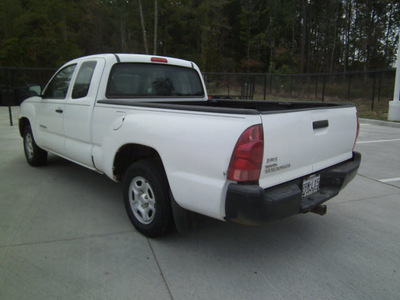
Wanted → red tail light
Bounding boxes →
[353,113,360,150]
[228,124,264,182]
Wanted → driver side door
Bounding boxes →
[36,64,77,154]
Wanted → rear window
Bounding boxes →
[106,63,204,98]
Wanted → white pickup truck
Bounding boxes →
[19,54,361,237]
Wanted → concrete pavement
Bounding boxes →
[0,112,399,299]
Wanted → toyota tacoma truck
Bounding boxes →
[19,54,361,237]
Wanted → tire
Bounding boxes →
[123,159,174,237]
[23,125,47,166]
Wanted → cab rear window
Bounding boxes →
[106,63,204,98]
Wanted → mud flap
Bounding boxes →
[170,192,198,233]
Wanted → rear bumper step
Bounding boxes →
[225,152,361,224]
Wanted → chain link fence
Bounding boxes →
[0,67,396,126]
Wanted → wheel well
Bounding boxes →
[19,118,30,137]
[113,144,164,181]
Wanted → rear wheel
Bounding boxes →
[123,159,173,237]
[23,125,47,166]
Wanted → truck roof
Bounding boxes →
[66,53,194,69]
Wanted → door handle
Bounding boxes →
[55,108,63,113]
[313,120,329,130]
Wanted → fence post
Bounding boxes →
[290,75,293,97]
[227,74,230,97]
[371,74,376,110]
[241,75,245,99]
[251,75,255,100]
[263,74,267,100]
[4,67,14,126]
[269,74,272,95]
[322,75,326,102]
[347,74,351,100]
[8,107,13,126]
[245,77,249,99]
[377,71,382,102]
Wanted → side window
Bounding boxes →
[72,61,97,99]
[42,64,76,99]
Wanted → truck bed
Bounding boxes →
[97,99,355,115]
[98,98,359,191]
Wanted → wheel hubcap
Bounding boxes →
[25,133,34,159]
[129,176,156,225]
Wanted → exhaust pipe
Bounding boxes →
[311,205,327,216]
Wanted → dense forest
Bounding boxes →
[0,0,399,73]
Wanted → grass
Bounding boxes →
[350,98,391,121]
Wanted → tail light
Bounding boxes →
[228,124,264,182]
[353,113,360,150]
[151,57,168,63]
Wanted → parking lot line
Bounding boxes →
[379,177,400,183]
[357,138,400,144]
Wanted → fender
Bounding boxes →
[92,107,261,220]
[19,97,40,139]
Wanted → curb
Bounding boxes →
[359,118,400,128]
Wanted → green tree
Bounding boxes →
[0,0,399,72]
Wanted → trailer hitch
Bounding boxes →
[311,205,327,216]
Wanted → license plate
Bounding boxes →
[302,174,320,197]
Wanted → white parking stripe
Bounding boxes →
[357,138,400,144]
[379,177,400,183]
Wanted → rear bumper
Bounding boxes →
[225,152,361,224]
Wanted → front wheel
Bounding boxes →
[123,159,174,237]
[23,125,47,166]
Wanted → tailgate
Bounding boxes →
[258,106,358,189]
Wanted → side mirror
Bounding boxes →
[27,84,42,97]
